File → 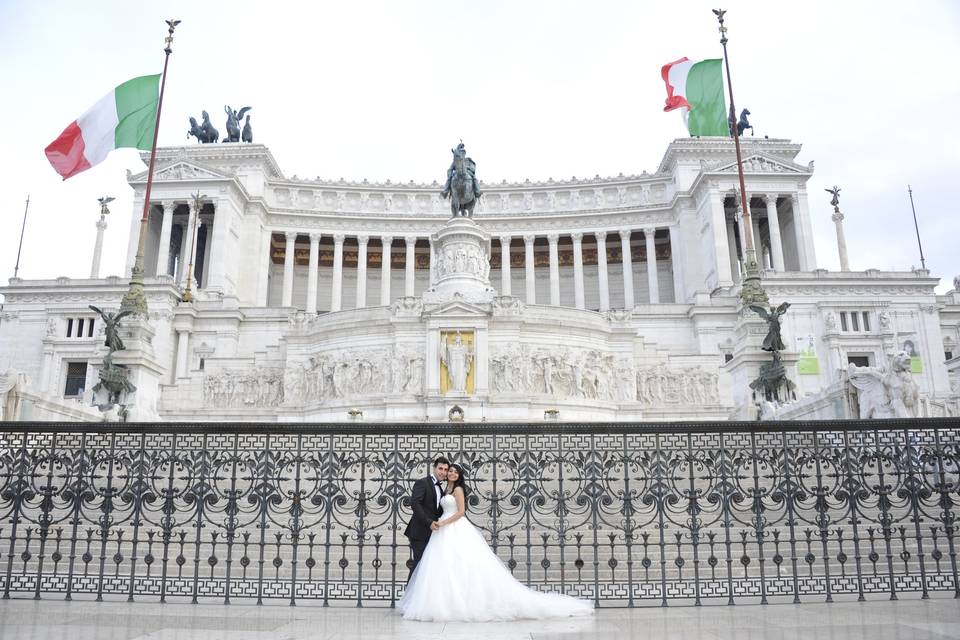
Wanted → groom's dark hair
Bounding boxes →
[433,456,450,468]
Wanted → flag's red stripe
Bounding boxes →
[44,120,91,180]
[661,57,691,112]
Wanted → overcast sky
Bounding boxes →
[1,1,957,294]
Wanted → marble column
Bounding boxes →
[669,225,684,304]
[499,236,512,296]
[91,212,109,279]
[751,211,763,270]
[645,228,659,304]
[726,218,741,283]
[356,235,368,308]
[177,222,190,283]
[832,209,850,271]
[175,330,190,379]
[429,236,437,285]
[256,230,272,307]
[405,236,416,296]
[155,202,174,277]
[380,236,393,305]
[619,229,635,309]
[548,234,560,306]
[596,231,610,312]
[524,235,536,304]
[187,219,204,292]
[709,190,734,288]
[180,201,198,289]
[306,233,320,312]
[282,231,297,307]
[765,194,785,272]
[571,232,585,310]
[331,234,345,312]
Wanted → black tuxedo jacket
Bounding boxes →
[404,475,442,540]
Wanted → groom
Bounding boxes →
[404,456,449,581]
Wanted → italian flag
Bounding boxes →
[44,74,160,180]
[661,58,728,137]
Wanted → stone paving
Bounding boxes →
[1,596,959,639]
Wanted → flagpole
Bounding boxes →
[907,185,926,271]
[13,195,29,279]
[120,19,180,315]
[713,9,768,306]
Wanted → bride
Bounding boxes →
[397,464,594,622]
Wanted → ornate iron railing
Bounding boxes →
[0,419,957,607]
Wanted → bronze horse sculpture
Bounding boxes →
[441,143,481,218]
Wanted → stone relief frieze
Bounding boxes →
[284,347,424,406]
[392,296,423,317]
[490,345,636,402]
[435,244,490,280]
[491,296,525,317]
[635,365,719,407]
[203,369,285,408]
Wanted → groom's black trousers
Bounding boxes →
[408,536,429,582]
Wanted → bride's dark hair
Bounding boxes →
[448,463,470,500]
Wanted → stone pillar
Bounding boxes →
[331,234,345,312]
[619,229,635,309]
[429,236,437,285]
[154,201,174,277]
[832,209,850,271]
[126,198,143,277]
[572,232,585,309]
[356,235,368,308]
[751,212,763,270]
[499,236,512,296]
[765,194,785,272]
[175,330,190,379]
[282,231,296,307]
[180,201,198,289]
[405,236,417,296]
[548,234,560,306]
[176,222,189,283]
[669,225,685,303]
[709,191,734,288]
[726,218,741,283]
[187,219,204,292]
[256,230,272,307]
[596,231,610,311]
[524,235,536,304]
[380,236,393,306]
[307,233,320,312]
[91,212,109,279]
[791,193,817,271]
[645,227,659,304]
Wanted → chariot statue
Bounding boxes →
[224,105,252,143]
[847,350,919,419]
[441,142,482,218]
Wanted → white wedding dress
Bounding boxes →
[398,494,594,622]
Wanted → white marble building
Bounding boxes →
[0,138,957,422]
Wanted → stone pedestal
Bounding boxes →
[724,308,797,420]
[109,317,166,421]
[422,218,497,305]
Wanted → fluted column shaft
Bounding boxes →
[405,237,416,296]
[572,232,585,309]
[356,236,368,308]
[765,194,786,272]
[596,231,609,311]
[619,229,635,309]
[499,236,512,296]
[726,218,741,283]
[645,228,659,304]
[331,234,345,312]
[548,234,560,306]
[282,231,297,307]
[306,233,320,312]
[155,202,174,277]
[380,236,393,305]
[524,235,536,304]
[91,215,108,279]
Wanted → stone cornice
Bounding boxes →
[656,137,803,174]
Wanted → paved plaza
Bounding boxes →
[0,596,958,640]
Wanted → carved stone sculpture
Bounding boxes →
[204,368,284,408]
[847,351,919,419]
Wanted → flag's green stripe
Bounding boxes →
[685,60,727,137]
[113,74,161,150]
